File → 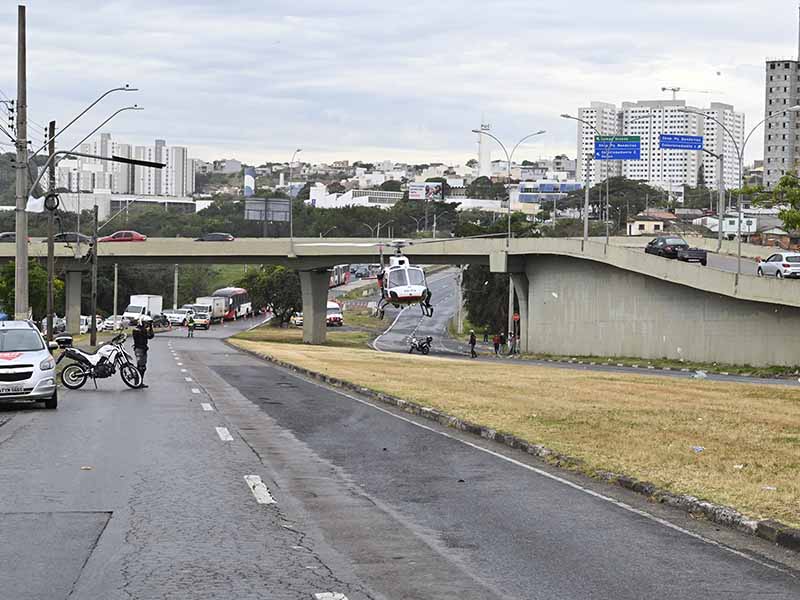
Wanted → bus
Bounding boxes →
[329,264,350,288]
[212,287,252,320]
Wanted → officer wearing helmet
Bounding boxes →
[132,315,154,388]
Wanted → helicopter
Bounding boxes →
[297,239,434,319]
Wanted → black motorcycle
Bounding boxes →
[408,335,432,355]
[57,333,142,389]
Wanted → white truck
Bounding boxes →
[123,294,163,324]
[195,296,227,322]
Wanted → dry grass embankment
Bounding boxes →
[230,335,800,528]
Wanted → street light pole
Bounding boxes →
[288,148,302,239]
[46,120,55,340]
[471,128,546,338]
[14,5,28,319]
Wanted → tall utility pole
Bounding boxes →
[173,264,179,309]
[46,120,56,340]
[14,5,28,319]
[90,205,99,346]
[113,263,119,323]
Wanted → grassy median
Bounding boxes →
[230,333,800,528]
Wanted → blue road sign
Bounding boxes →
[594,135,641,160]
[659,134,704,150]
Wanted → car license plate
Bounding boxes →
[0,385,25,394]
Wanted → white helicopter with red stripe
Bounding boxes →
[298,239,433,319]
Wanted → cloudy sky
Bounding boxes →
[0,0,795,166]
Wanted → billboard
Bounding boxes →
[244,198,290,223]
[243,166,256,198]
[408,182,443,201]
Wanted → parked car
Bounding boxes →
[98,230,147,243]
[101,316,124,331]
[40,316,66,335]
[644,236,707,266]
[757,252,800,278]
[193,312,211,330]
[195,232,234,242]
[163,308,193,326]
[290,312,304,327]
[0,232,16,243]
[0,320,58,409]
[44,232,92,244]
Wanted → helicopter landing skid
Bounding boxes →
[420,303,434,318]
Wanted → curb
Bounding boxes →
[227,340,800,555]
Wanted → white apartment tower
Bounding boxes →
[576,102,622,187]
[575,100,744,192]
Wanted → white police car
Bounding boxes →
[0,321,58,409]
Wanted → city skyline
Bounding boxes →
[0,1,793,165]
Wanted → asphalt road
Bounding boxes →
[1,316,799,598]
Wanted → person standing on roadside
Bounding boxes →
[500,332,507,354]
[187,313,196,338]
[468,329,477,359]
[132,315,155,388]
[492,333,501,356]
[483,330,489,343]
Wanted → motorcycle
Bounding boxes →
[408,335,433,355]
[57,333,142,390]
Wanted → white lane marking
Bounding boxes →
[180,368,187,373]
[201,403,214,411]
[315,594,348,600]
[244,475,276,504]
[295,373,793,576]
[185,377,193,382]
[191,388,201,394]
[215,427,234,441]
[371,306,406,352]
[177,362,184,366]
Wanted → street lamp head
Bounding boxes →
[534,129,546,135]
[559,114,572,119]
[471,129,481,134]
[121,84,139,92]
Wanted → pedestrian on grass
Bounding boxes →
[187,314,196,338]
[492,333,501,356]
[132,316,155,389]
[500,332,507,354]
[468,330,477,359]
[483,330,489,343]
[509,332,517,355]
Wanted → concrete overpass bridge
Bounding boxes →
[5,237,799,366]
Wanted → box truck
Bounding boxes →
[123,295,163,324]
[194,296,227,322]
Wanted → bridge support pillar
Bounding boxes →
[511,272,529,353]
[299,269,330,344]
[65,270,82,335]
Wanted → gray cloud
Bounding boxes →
[0,0,793,164]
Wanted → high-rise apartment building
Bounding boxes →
[762,7,800,188]
[576,102,622,187]
[575,100,744,193]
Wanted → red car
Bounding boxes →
[98,230,147,243]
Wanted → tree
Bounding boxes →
[0,259,64,320]
[772,174,800,231]
[380,180,402,192]
[462,265,510,334]
[328,181,346,194]
[466,176,494,199]
[238,265,301,324]
[466,159,478,168]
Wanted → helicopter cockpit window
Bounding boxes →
[387,269,407,287]
[407,268,426,286]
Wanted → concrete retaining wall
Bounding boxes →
[525,255,800,366]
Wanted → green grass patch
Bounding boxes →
[522,352,800,379]
[233,324,373,348]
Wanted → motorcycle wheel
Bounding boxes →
[421,345,430,355]
[120,364,142,389]
[61,364,88,390]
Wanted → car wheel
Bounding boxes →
[44,388,57,410]
[757,267,763,277]
[777,271,784,279]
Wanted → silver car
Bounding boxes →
[757,252,800,279]
[0,321,58,409]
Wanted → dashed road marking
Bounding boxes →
[315,593,348,600]
[215,427,234,441]
[177,362,183,366]
[180,368,187,373]
[201,403,214,411]
[191,388,201,394]
[244,474,276,505]
[185,377,193,382]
